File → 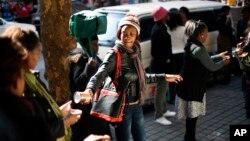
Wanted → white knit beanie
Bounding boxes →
[118,13,140,35]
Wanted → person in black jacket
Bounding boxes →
[235,23,250,119]
[216,5,235,53]
[215,6,235,84]
[65,35,111,141]
[176,20,230,141]
[150,6,176,125]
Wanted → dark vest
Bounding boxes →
[177,40,208,102]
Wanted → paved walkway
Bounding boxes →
[143,74,250,141]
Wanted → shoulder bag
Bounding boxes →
[90,47,125,123]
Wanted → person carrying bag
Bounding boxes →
[77,13,183,141]
[74,47,125,122]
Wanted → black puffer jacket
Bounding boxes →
[87,44,166,104]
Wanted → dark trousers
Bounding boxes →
[185,117,198,141]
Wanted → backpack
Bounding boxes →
[69,10,107,57]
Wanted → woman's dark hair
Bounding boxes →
[79,34,98,53]
[180,6,190,19]
[1,26,40,52]
[0,37,27,93]
[185,20,207,39]
[80,34,98,47]
[167,8,182,31]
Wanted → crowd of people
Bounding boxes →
[1,2,250,141]
[0,0,37,23]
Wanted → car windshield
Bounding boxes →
[98,13,125,47]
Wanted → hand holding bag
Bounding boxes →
[90,47,125,123]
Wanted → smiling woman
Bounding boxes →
[77,13,182,141]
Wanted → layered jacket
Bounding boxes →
[178,39,225,102]
[86,44,166,104]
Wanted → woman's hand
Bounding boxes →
[219,51,229,59]
[60,100,82,125]
[165,74,183,83]
[60,100,72,117]
[84,134,111,141]
[218,51,230,65]
[63,109,82,126]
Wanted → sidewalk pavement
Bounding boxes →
[143,74,250,141]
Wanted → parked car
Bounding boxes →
[0,17,38,35]
[94,0,228,104]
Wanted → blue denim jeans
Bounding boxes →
[115,104,146,141]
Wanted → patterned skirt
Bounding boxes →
[175,94,206,119]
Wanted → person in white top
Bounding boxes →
[167,8,188,104]
[167,8,187,56]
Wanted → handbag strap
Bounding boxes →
[112,47,121,86]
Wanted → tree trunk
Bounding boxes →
[40,0,76,104]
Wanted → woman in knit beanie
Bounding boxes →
[81,13,183,141]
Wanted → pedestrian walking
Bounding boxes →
[150,6,176,125]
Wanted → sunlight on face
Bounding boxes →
[120,25,137,48]
[27,44,42,70]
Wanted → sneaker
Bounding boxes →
[155,117,172,125]
[163,110,176,117]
